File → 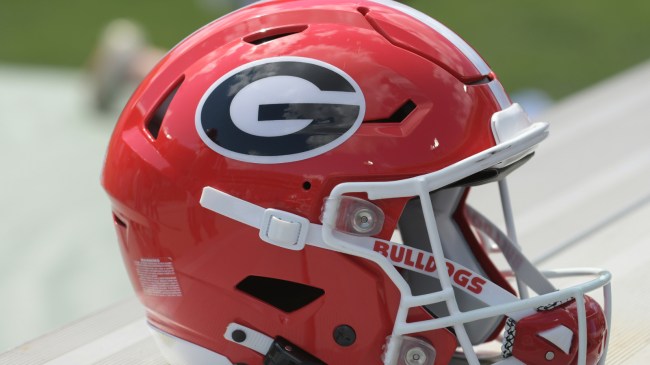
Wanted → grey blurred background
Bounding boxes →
[1,0,649,352]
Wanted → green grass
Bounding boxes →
[1,0,649,99]
[413,1,650,98]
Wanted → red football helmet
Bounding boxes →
[102,1,611,364]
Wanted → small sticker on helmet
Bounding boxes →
[135,258,182,297]
[196,57,366,164]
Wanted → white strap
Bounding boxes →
[466,205,557,295]
[200,187,526,308]
[201,188,313,250]
[224,323,274,356]
[200,187,264,228]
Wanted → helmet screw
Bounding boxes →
[333,325,356,347]
[231,329,246,343]
[352,209,376,234]
[405,347,427,365]
[545,351,555,361]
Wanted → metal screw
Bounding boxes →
[352,209,376,234]
[545,351,555,361]
[405,347,427,365]
[333,325,356,347]
[231,330,246,343]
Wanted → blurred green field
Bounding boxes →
[1,0,649,99]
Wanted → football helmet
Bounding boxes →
[102,1,611,364]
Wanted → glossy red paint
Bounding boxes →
[512,296,607,365]
[102,1,505,364]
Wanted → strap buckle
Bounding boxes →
[259,209,309,250]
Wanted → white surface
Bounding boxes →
[150,325,233,365]
[0,65,132,351]
[2,59,650,364]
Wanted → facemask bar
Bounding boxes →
[320,109,611,365]
[201,177,611,365]
[322,116,548,364]
[498,179,530,299]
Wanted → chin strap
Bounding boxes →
[224,323,327,365]
[465,205,557,296]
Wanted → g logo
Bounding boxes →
[196,57,366,164]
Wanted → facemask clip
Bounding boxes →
[384,336,437,365]
[322,196,385,236]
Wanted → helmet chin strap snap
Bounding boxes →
[224,323,326,365]
[224,323,274,355]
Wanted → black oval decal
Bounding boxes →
[196,57,366,164]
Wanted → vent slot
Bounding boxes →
[236,276,324,313]
[449,153,533,188]
[112,213,127,228]
[244,25,308,45]
[145,79,183,139]
[465,75,493,86]
[364,99,416,123]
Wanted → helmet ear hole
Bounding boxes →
[302,181,312,191]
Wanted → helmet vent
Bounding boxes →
[112,213,127,228]
[466,75,493,86]
[244,25,309,46]
[145,79,183,140]
[364,99,416,123]
[236,276,324,313]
